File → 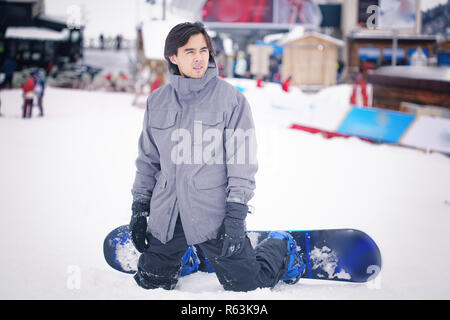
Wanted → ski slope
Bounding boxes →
[0,80,449,299]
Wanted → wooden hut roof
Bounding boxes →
[278,30,344,47]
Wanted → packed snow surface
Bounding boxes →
[1,79,449,299]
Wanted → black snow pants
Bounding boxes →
[134,214,289,292]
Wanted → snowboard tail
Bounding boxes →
[103,226,381,283]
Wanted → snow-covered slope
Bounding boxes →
[0,82,449,299]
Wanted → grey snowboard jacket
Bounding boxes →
[131,61,258,245]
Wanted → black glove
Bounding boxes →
[130,195,151,253]
[218,202,248,257]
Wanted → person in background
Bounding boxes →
[150,74,162,93]
[256,77,264,88]
[287,0,322,25]
[269,56,280,83]
[282,76,292,92]
[99,34,105,50]
[0,72,3,116]
[1,55,18,89]
[0,82,2,116]
[116,34,123,51]
[233,51,248,78]
[350,71,369,107]
[22,76,34,118]
[337,58,345,83]
[32,69,46,117]
[132,66,150,106]
[216,49,227,78]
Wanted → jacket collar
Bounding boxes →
[169,60,218,96]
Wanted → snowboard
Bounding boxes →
[103,225,382,283]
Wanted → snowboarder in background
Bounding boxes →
[129,21,305,291]
[22,76,34,118]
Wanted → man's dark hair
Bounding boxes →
[164,21,216,74]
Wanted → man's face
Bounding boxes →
[169,33,210,78]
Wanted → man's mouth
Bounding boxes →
[193,65,203,70]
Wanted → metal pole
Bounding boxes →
[162,0,166,20]
[392,30,398,66]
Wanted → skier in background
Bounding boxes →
[128,22,305,291]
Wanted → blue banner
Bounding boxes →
[337,107,416,143]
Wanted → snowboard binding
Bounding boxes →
[268,231,306,284]
[180,246,200,277]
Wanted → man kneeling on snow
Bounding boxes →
[129,22,305,291]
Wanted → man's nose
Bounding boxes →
[193,52,202,62]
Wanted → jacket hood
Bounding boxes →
[168,60,218,96]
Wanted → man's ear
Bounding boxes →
[169,54,178,65]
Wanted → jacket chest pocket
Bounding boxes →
[149,110,178,150]
[149,110,178,129]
